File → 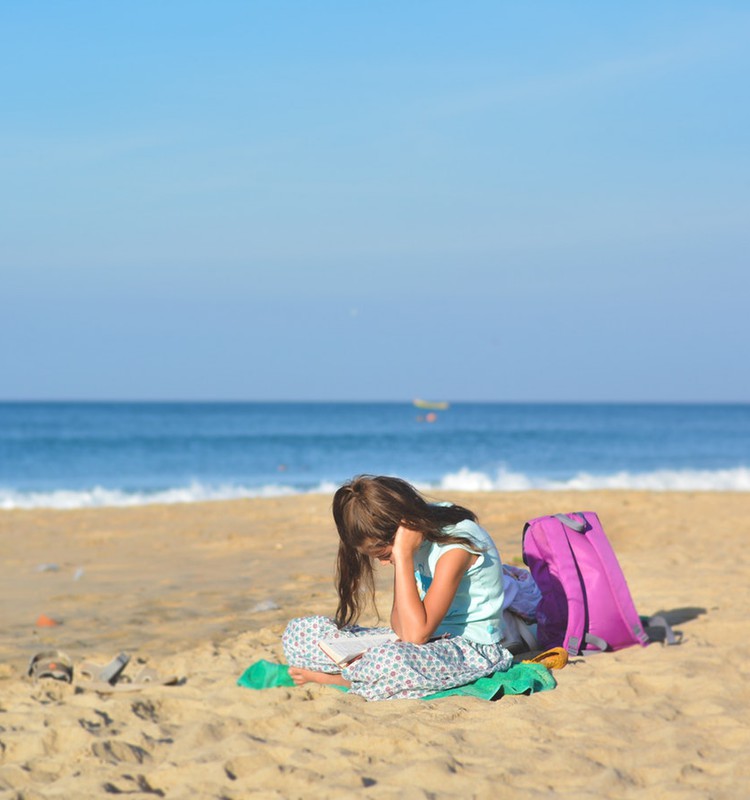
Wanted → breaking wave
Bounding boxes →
[435,466,750,493]
[1,466,749,509]
[0,481,339,510]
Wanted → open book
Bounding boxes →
[318,632,399,668]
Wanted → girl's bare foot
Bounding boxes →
[288,667,351,689]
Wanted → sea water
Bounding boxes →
[1,402,749,509]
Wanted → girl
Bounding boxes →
[282,475,514,700]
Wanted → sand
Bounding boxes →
[1,490,748,799]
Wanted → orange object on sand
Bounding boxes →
[523,647,569,670]
[35,614,61,628]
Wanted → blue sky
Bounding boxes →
[1,1,748,401]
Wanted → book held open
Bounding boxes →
[318,632,399,668]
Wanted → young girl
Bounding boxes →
[282,475,514,701]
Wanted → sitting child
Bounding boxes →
[282,475,517,700]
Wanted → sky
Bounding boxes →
[1,1,748,402]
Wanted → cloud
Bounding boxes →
[427,13,750,121]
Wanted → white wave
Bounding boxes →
[436,466,750,493]
[3,467,749,510]
[0,480,339,511]
[436,467,533,492]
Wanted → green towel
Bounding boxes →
[237,660,296,689]
[423,662,556,700]
[237,659,556,700]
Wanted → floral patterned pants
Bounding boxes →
[282,615,513,701]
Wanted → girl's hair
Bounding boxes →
[332,475,478,628]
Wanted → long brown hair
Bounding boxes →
[332,475,478,628]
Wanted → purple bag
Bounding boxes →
[522,512,650,655]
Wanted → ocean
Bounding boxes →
[1,402,749,509]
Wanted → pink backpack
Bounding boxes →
[522,512,651,655]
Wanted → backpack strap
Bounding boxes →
[582,633,609,652]
[554,513,587,533]
[644,614,682,646]
[573,511,650,648]
[548,516,588,656]
[555,514,620,654]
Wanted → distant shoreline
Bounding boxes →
[1,398,750,406]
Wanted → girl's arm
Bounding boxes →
[391,525,476,644]
[390,593,401,633]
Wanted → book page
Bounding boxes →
[318,632,398,667]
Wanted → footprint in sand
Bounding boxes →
[130,698,160,723]
[102,773,165,797]
[91,739,151,765]
[224,752,272,780]
[79,709,118,735]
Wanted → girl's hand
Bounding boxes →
[390,533,475,644]
[391,525,423,563]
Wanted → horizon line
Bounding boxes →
[0,398,748,406]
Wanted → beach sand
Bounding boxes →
[1,490,748,798]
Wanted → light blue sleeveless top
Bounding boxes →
[413,517,504,644]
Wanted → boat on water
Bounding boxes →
[413,398,450,410]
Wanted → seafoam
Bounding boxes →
[2,468,749,510]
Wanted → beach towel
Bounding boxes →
[237,659,556,701]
